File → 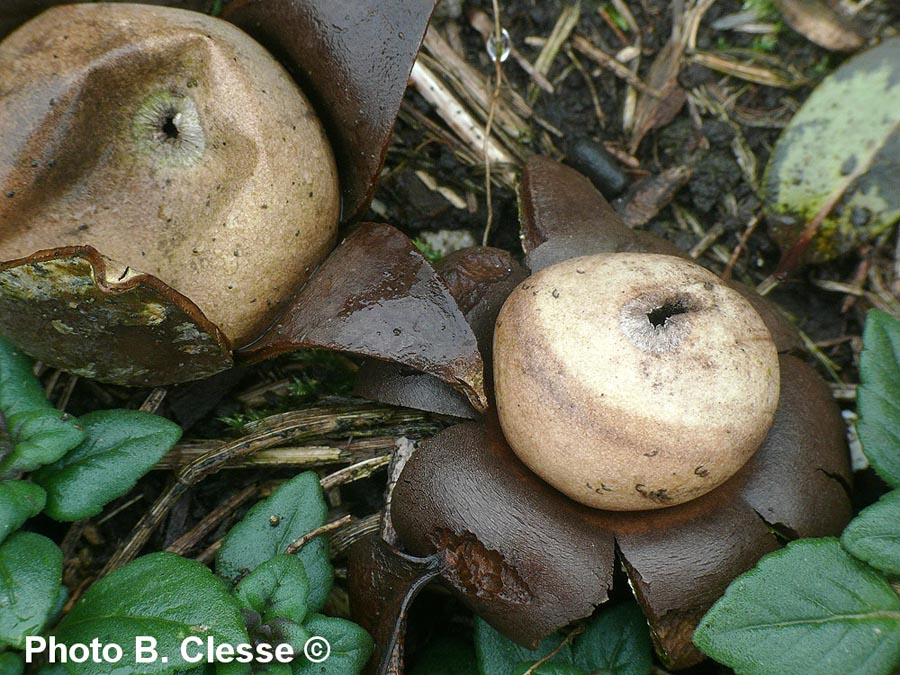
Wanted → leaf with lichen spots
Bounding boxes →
[764,37,900,264]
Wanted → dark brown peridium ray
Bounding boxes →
[0,247,232,385]
[354,247,527,417]
[519,156,683,273]
[738,354,852,538]
[347,535,445,675]
[222,0,436,222]
[391,419,618,648]
[239,223,487,412]
[518,156,803,353]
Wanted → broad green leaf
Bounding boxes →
[293,614,373,675]
[0,652,23,675]
[572,603,653,675]
[694,538,900,675]
[409,635,478,675]
[216,472,332,612]
[763,37,900,263]
[234,554,310,625]
[0,337,84,476]
[475,618,574,675]
[0,532,62,649]
[842,489,900,575]
[32,410,182,521]
[857,310,900,486]
[0,480,45,543]
[254,665,292,675]
[511,664,585,675]
[54,552,249,674]
[273,619,312,660]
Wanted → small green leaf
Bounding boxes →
[475,618,574,675]
[293,614,373,675]
[409,635,478,675]
[0,532,63,649]
[0,337,84,476]
[32,410,182,521]
[234,554,310,625]
[0,480,45,543]
[255,664,292,675]
[763,38,900,263]
[0,652,23,675]
[857,309,900,487]
[511,664,585,675]
[572,603,653,675]
[842,489,900,575]
[53,552,248,674]
[216,472,332,612]
[694,538,900,675]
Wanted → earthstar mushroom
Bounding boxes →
[0,0,485,401]
[348,157,851,672]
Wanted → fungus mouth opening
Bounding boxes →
[646,300,690,328]
[620,294,696,354]
[161,112,180,140]
[134,93,205,164]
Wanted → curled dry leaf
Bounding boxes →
[359,157,850,671]
[629,39,687,154]
[240,223,487,412]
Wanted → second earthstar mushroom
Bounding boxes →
[0,0,492,407]
[349,156,851,672]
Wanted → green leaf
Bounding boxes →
[234,554,309,625]
[0,337,84,476]
[694,538,900,675]
[409,635,478,675]
[572,603,653,675]
[511,664,585,675]
[293,614,373,675]
[0,652,23,675]
[216,472,332,612]
[842,489,900,575]
[32,410,182,521]
[0,532,63,649]
[0,480,45,543]
[53,552,249,674]
[475,618,574,675]
[763,37,900,262]
[857,309,900,487]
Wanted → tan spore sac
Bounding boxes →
[0,3,340,345]
[494,253,780,511]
